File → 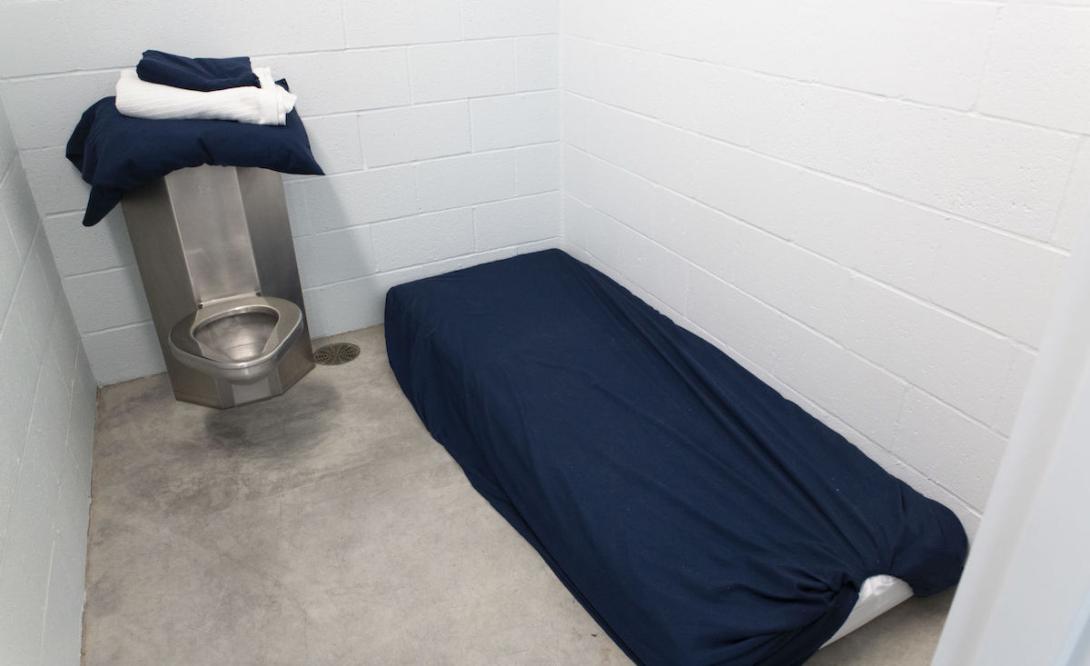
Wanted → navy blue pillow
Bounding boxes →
[136,49,260,91]
[66,82,323,227]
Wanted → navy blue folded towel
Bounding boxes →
[66,80,323,227]
[136,49,260,91]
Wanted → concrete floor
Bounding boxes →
[83,325,952,665]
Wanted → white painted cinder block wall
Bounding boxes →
[0,0,1084,544]
[0,0,562,386]
[0,99,97,664]
[559,1,1090,533]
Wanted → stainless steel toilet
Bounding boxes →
[123,165,314,408]
[168,295,304,384]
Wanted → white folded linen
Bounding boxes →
[115,67,297,126]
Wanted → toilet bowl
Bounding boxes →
[168,295,304,384]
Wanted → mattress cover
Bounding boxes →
[385,249,967,665]
[823,575,913,646]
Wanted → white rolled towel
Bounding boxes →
[115,67,297,126]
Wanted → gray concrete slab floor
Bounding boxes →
[82,326,950,665]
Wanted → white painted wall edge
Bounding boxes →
[932,217,1090,665]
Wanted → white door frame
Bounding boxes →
[932,220,1090,665]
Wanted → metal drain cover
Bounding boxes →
[313,342,361,366]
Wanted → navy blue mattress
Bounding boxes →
[385,249,967,665]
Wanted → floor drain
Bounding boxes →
[313,342,361,366]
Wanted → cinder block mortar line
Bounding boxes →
[563,145,1053,348]
[562,91,1074,255]
[567,33,1089,140]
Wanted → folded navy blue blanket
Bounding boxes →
[66,82,322,227]
[136,49,259,91]
[386,250,968,665]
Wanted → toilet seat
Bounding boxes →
[169,295,304,384]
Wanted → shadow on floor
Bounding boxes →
[202,378,341,455]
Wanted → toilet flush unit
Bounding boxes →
[123,165,314,408]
